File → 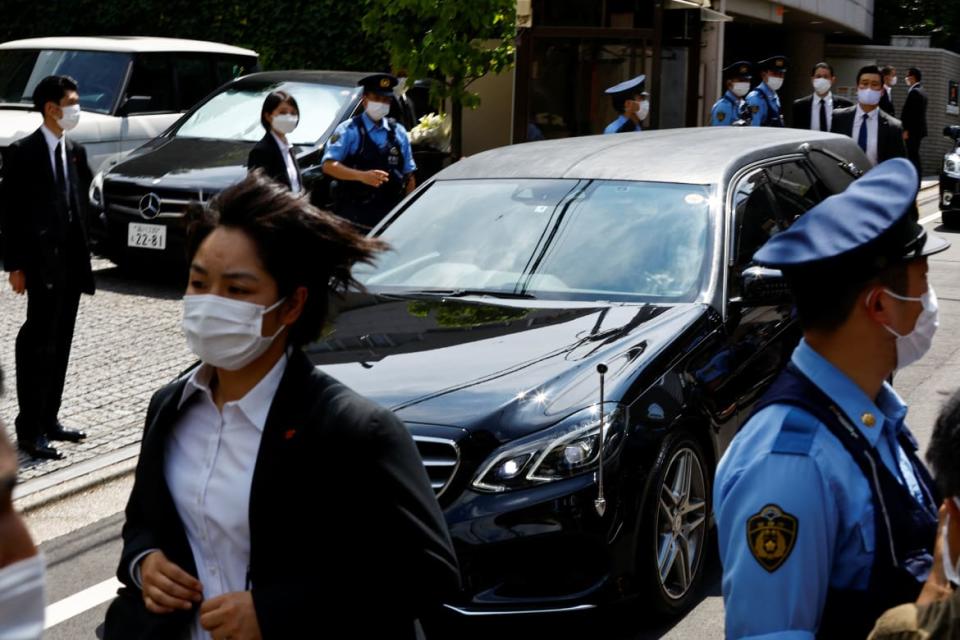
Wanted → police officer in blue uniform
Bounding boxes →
[322,73,416,229]
[711,61,753,126]
[603,74,648,134]
[745,56,788,127]
[715,158,949,639]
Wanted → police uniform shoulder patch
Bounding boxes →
[751,105,760,113]
[330,132,341,144]
[717,111,726,122]
[747,504,798,572]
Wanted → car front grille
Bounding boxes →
[103,182,205,221]
[411,435,461,498]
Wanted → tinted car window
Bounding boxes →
[214,56,257,86]
[125,54,175,113]
[174,55,215,111]
[359,179,713,302]
[0,49,130,114]
[175,81,355,145]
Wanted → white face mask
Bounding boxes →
[731,82,750,98]
[182,295,287,371]
[888,76,898,87]
[0,555,45,640]
[637,100,650,121]
[858,87,883,106]
[272,114,298,135]
[365,100,390,121]
[941,498,960,587]
[57,104,80,131]
[766,76,784,92]
[880,286,939,369]
[812,77,832,95]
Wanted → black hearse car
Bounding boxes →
[90,71,445,268]
[308,128,869,623]
[939,124,960,227]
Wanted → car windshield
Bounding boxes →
[357,179,714,303]
[0,49,131,114]
[174,81,357,145]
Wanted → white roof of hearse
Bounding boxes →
[0,36,257,57]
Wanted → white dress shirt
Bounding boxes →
[810,92,834,131]
[40,124,68,192]
[852,105,880,165]
[163,355,287,640]
[270,132,302,193]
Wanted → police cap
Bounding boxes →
[359,73,398,96]
[724,61,753,81]
[754,158,949,279]
[758,56,788,72]
[605,74,646,96]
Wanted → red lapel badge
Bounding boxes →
[284,429,297,440]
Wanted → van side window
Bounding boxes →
[125,54,175,114]
[174,55,215,111]
[214,57,255,86]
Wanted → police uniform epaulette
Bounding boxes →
[771,407,820,455]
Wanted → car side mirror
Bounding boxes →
[739,265,792,306]
[943,125,960,141]
[118,95,154,116]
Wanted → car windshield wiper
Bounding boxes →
[392,288,536,300]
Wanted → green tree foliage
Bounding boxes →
[361,0,517,156]
[0,0,389,71]
[874,0,960,53]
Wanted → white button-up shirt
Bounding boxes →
[163,355,287,640]
[810,92,834,131]
[270,132,302,193]
[853,105,880,165]
[40,124,68,189]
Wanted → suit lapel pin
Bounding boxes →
[284,429,297,440]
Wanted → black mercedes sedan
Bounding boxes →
[307,128,870,623]
[90,70,443,269]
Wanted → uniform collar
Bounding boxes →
[791,339,907,448]
[759,82,776,97]
[856,104,879,121]
[724,90,740,102]
[361,111,387,131]
[178,354,289,432]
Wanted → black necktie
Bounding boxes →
[819,98,828,132]
[54,141,72,220]
[858,114,869,152]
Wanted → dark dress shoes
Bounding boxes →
[19,436,64,460]
[47,424,87,442]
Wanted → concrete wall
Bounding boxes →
[779,0,874,38]
[826,44,960,177]
[461,68,515,158]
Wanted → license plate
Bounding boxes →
[127,223,166,250]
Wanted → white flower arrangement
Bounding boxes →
[409,112,451,153]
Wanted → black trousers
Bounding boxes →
[906,136,923,180]
[15,278,81,442]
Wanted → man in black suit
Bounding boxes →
[880,65,897,117]
[901,67,929,178]
[831,65,907,167]
[0,75,93,460]
[792,61,854,130]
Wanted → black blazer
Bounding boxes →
[247,133,302,191]
[0,127,94,293]
[791,93,853,130]
[879,88,896,118]
[901,84,928,139]
[830,107,907,164]
[104,350,460,639]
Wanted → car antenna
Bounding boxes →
[594,362,608,517]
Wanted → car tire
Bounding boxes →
[636,429,711,617]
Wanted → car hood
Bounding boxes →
[104,137,255,191]
[308,293,709,440]
[0,107,115,146]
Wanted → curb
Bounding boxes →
[14,443,140,514]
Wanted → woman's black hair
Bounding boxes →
[260,91,299,131]
[186,171,387,347]
[929,388,960,497]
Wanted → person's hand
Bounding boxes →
[8,271,25,295]
[360,170,390,188]
[200,591,262,640]
[140,550,203,614]
[903,130,910,140]
[917,500,958,605]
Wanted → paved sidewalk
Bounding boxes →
[1,259,194,486]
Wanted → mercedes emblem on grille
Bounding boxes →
[138,192,162,220]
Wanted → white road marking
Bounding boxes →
[44,577,121,629]
[920,211,941,225]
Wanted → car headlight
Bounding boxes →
[89,171,104,208]
[944,153,960,178]
[472,403,626,493]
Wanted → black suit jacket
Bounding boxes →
[879,88,896,117]
[830,107,907,164]
[104,350,460,639]
[791,94,853,130]
[247,133,302,191]
[0,127,94,293]
[901,84,928,139]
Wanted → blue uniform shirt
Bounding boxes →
[714,339,929,639]
[322,112,416,174]
[745,81,782,127]
[603,115,640,134]
[710,91,742,126]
